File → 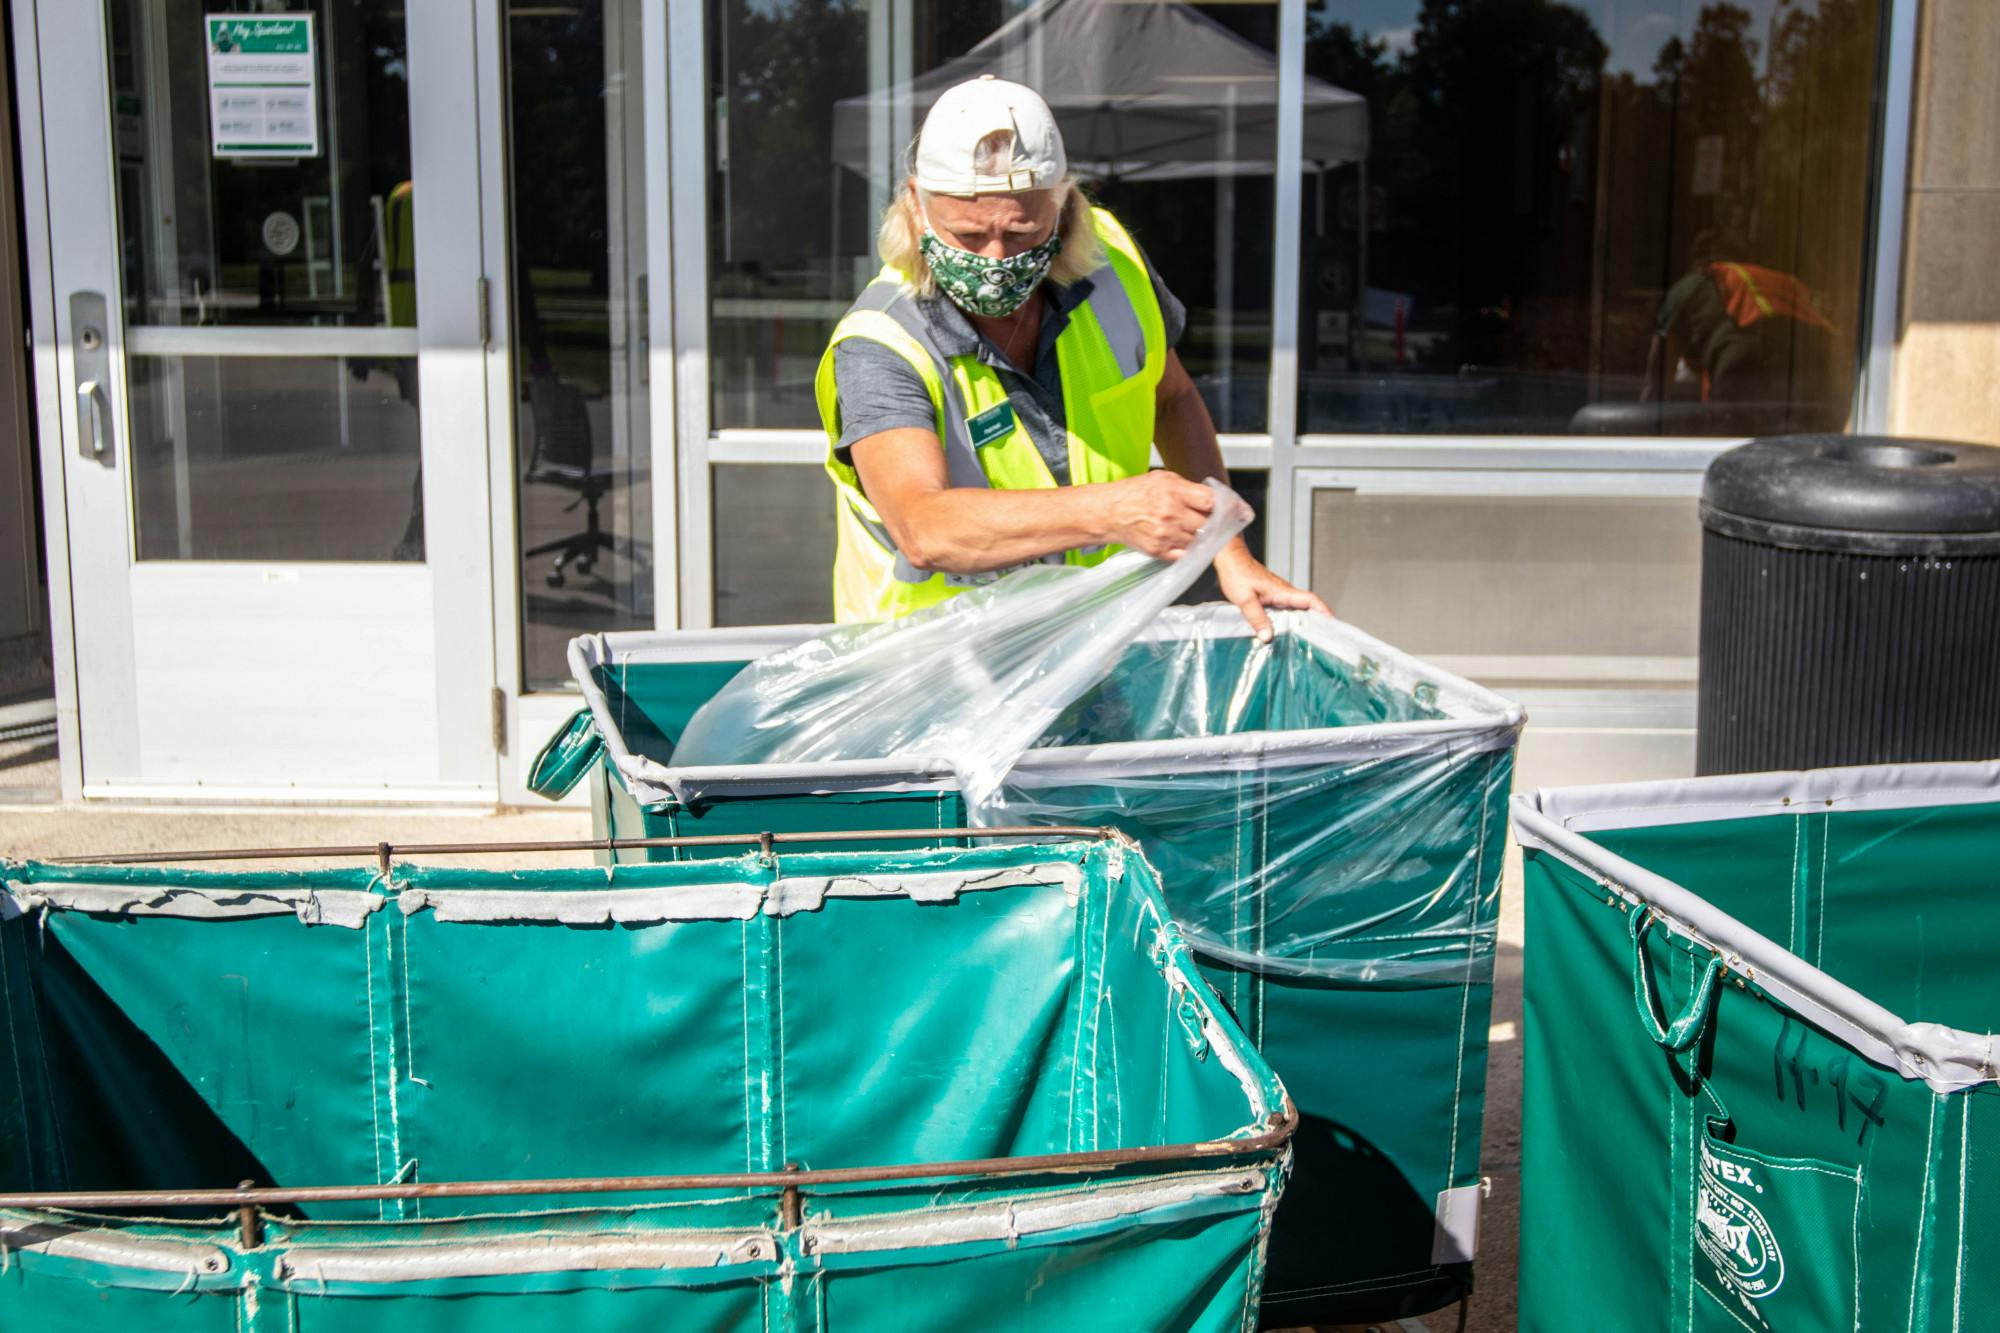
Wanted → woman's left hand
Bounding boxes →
[1212,540,1332,642]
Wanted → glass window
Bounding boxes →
[1308,489,1701,683]
[110,0,412,330]
[713,465,834,626]
[128,356,421,561]
[705,0,867,430]
[107,0,424,560]
[705,0,1285,624]
[706,0,1279,432]
[507,1,655,689]
[1297,0,1885,437]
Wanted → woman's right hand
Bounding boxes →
[1103,470,1220,559]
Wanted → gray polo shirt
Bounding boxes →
[832,261,1186,486]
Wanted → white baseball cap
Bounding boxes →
[912,76,1067,196]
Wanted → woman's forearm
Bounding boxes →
[1152,353,1250,559]
[852,409,1221,576]
[892,484,1115,573]
[1152,373,1228,488]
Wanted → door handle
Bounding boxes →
[77,379,108,460]
[69,291,113,466]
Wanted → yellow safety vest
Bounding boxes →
[385,181,416,328]
[816,206,1166,623]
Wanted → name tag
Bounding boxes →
[967,401,1016,449]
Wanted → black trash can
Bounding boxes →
[1697,434,2000,774]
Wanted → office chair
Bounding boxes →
[522,373,618,587]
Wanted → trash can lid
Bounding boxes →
[1702,434,2000,554]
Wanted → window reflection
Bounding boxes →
[508,1,654,689]
[707,0,1279,432]
[129,356,422,561]
[107,0,413,329]
[108,0,426,563]
[1298,0,1882,436]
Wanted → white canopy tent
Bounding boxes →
[817,0,1377,417]
[831,0,1369,186]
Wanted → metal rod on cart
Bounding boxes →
[44,826,1127,867]
[0,1107,1295,1213]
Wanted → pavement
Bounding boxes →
[1466,846,1525,1333]
[0,684,58,805]
[0,802,596,869]
[0,798,1528,1331]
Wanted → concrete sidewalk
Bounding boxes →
[0,801,1526,1332]
[0,692,58,805]
[0,802,594,866]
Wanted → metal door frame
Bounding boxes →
[491,0,683,805]
[12,0,501,801]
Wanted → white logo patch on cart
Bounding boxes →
[1697,1139,1784,1302]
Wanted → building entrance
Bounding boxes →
[22,1,498,797]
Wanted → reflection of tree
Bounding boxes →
[1408,0,1607,370]
[711,0,868,287]
[1303,19,1391,107]
[1303,0,1607,375]
[510,12,610,394]
[1650,1,1873,406]
[1664,5,1761,131]
[1653,4,1762,247]
[1759,0,1878,345]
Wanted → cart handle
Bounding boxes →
[526,707,604,800]
[1628,903,1722,1053]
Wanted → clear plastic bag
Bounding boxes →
[667,482,1522,982]
[980,609,1516,982]
[670,479,1253,809]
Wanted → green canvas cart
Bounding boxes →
[1512,761,2000,1332]
[0,836,1291,1331]
[538,606,1525,1324]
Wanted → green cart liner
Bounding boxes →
[0,839,1291,1331]
[1511,762,2000,1333]
[547,606,1525,1324]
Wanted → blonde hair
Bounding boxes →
[876,175,1106,300]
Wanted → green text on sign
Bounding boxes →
[205,17,311,54]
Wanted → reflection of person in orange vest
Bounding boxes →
[1642,230,1835,405]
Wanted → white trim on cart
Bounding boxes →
[1511,762,2000,1094]
[569,607,1525,805]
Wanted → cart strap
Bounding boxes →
[528,708,605,800]
[1629,903,1722,1052]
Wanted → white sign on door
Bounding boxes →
[205,14,319,159]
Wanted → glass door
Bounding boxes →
[29,0,497,796]
[503,0,656,691]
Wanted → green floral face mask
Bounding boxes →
[918,224,1062,318]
